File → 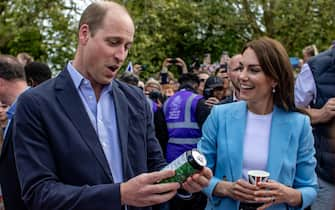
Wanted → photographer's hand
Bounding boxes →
[162,58,173,72]
[205,97,220,108]
[175,58,188,74]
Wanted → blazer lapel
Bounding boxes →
[266,107,291,180]
[226,102,247,180]
[55,69,114,182]
[111,81,129,179]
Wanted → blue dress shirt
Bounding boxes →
[67,62,123,183]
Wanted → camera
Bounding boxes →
[189,57,200,73]
[149,90,162,103]
[219,63,228,72]
[170,58,177,64]
[134,63,147,71]
[204,88,214,99]
[140,64,147,71]
[160,72,169,84]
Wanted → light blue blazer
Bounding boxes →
[198,101,317,210]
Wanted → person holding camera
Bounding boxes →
[203,76,226,108]
[154,73,210,210]
[144,78,163,112]
[159,57,188,85]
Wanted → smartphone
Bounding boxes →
[170,58,177,64]
[160,72,168,84]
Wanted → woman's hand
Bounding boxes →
[255,180,302,210]
[214,179,259,203]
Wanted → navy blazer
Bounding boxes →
[13,68,166,210]
[0,120,27,210]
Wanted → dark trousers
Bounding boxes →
[239,202,263,210]
[169,192,207,210]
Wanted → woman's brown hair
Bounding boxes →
[242,37,296,112]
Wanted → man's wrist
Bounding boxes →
[161,67,168,73]
[176,188,193,200]
[120,183,126,205]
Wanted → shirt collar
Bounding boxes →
[6,86,30,120]
[6,102,16,120]
[67,62,113,92]
[67,62,84,89]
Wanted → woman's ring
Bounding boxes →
[272,196,276,203]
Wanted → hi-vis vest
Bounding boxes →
[163,89,203,162]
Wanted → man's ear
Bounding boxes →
[78,24,90,45]
[28,78,34,87]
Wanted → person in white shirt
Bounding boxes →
[295,45,335,210]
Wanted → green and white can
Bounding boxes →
[159,149,207,183]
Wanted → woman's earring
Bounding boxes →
[272,86,276,93]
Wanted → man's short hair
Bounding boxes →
[24,62,52,86]
[119,72,139,86]
[145,78,161,90]
[79,2,129,36]
[0,55,25,81]
[178,73,200,86]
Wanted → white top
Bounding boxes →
[295,63,317,107]
[242,111,273,180]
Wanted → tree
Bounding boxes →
[1,0,334,76]
[120,0,335,79]
[0,0,80,70]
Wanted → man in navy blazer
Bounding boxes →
[13,1,211,210]
[0,55,28,210]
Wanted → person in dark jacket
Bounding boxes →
[0,54,29,210]
[295,45,335,209]
[155,73,209,210]
[12,2,212,210]
[24,61,52,87]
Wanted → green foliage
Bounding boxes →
[0,0,79,71]
[1,0,334,76]
[120,0,335,80]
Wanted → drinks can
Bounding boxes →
[159,149,207,183]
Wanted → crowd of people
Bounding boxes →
[0,1,334,210]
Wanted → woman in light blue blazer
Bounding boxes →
[198,37,317,210]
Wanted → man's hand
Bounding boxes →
[205,97,220,108]
[120,170,180,207]
[305,97,335,124]
[181,166,212,193]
